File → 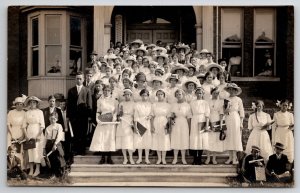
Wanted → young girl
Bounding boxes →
[22,96,45,177]
[151,89,171,164]
[202,71,215,100]
[134,89,153,164]
[44,112,66,178]
[132,72,148,102]
[223,83,244,164]
[189,87,210,165]
[116,89,135,165]
[206,88,224,164]
[183,78,199,104]
[273,99,294,163]
[170,89,192,164]
[165,74,181,104]
[149,77,164,103]
[90,85,118,164]
[245,100,273,162]
[217,72,230,100]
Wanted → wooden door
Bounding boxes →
[153,30,177,46]
[127,30,153,45]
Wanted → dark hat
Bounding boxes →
[85,69,93,75]
[54,93,66,102]
[90,50,98,55]
[274,142,285,150]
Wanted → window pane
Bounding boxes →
[255,48,274,76]
[254,9,275,42]
[222,8,242,42]
[32,50,39,76]
[69,50,82,76]
[32,18,39,46]
[46,15,61,44]
[46,46,61,74]
[70,17,81,46]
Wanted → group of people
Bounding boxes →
[7,39,294,184]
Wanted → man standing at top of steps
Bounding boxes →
[67,71,92,156]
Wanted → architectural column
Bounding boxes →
[195,24,202,51]
[104,23,112,54]
[202,6,214,53]
[94,6,105,56]
[115,15,123,43]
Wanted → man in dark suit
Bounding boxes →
[242,146,265,183]
[266,142,291,183]
[67,71,92,156]
[42,95,64,130]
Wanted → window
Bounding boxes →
[221,8,243,77]
[45,15,62,75]
[31,18,39,76]
[254,8,276,77]
[69,16,82,76]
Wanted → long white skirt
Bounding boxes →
[224,112,243,151]
[274,126,294,162]
[152,116,171,151]
[245,128,273,161]
[116,116,134,150]
[27,124,43,163]
[171,116,189,150]
[90,123,116,152]
[133,118,152,149]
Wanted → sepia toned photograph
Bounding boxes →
[7,5,294,187]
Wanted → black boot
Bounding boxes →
[106,153,114,164]
[197,150,203,165]
[98,155,105,164]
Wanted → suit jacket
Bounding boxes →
[42,107,64,129]
[266,153,289,175]
[243,154,264,181]
[66,85,92,120]
[83,80,95,94]
[7,155,21,170]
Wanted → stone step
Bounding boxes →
[71,181,231,187]
[73,154,230,165]
[71,164,237,173]
[69,171,238,184]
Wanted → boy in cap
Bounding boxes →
[242,146,265,183]
[7,145,27,180]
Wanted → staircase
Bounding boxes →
[69,154,238,187]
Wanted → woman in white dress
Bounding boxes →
[90,85,118,164]
[149,77,164,103]
[182,77,199,104]
[90,63,102,83]
[22,96,45,176]
[206,88,225,165]
[223,83,244,164]
[133,89,153,164]
[170,89,192,164]
[151,89,171,164]
[7,96,27,169]
[132,72,148,102]
[189,87,210,165]
[202,72,215,100]
[116,89,135,165]
[273,99,294,163]
[245,100,273,162]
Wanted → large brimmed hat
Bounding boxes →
[176,43,190,53]
[146,44,156,49]
[148,76,165,87]
[155,68,165,75]
[13,94,27,105]
[200,49,210,54]
[274,142,285,150]
[166,74,181,84]
[224,83,242,95]
[153,47,167,54]
[106,54,117,60]
[207,63,223,72]
[196,73,206,79]
[24,96,41,106]
[183,77,200,90]
[154,53,168,62]
[171,64,189,74]
[125,55,136,62]
[135,46,148,55]
[131,39,143,45]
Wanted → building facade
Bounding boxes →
[7,6,294,108]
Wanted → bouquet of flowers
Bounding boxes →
[165,112,176,134]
